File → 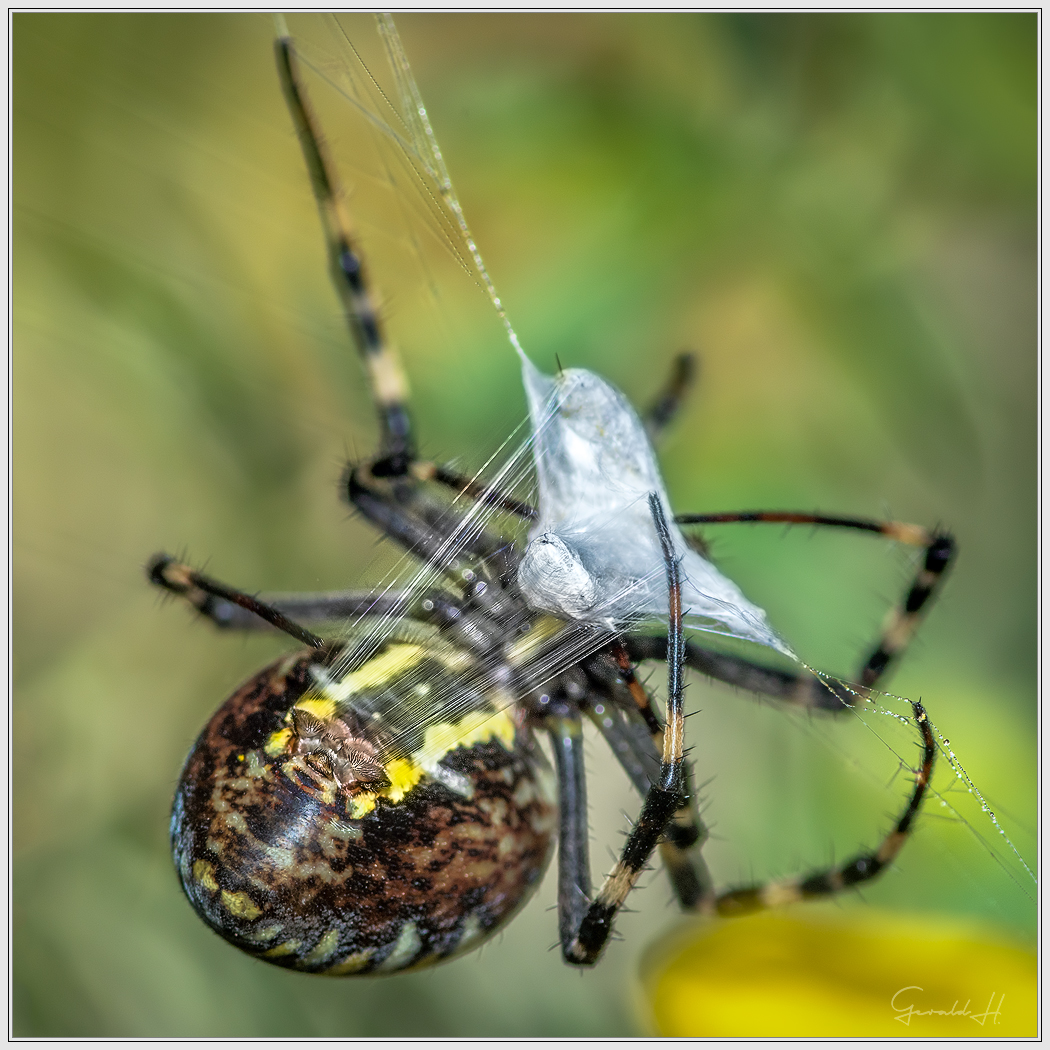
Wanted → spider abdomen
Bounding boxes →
[171,649,556,974]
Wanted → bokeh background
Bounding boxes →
[14,12,1036,1038]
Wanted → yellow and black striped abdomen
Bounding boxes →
[171,643,556,974]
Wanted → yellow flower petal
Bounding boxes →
[638,909,1036,1037]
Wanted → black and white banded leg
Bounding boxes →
[557,494,689,966]
[275,33,412,476]
[581,655,713,911]
[280,30,541,562]
[711,698,936,916]
[676,511,956,693]
[596,642,713,909]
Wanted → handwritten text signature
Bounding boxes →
[892,987,1004,1027]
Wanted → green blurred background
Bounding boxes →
[14,12,1035,1038]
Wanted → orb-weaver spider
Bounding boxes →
[149,17,952,975]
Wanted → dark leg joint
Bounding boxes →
[926,533,956,573]
[664,820,701,851]
[859,649,892,687]
[837,855,883,887]
[367,450,414,480]
[567,905,614,966]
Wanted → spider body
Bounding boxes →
[151,19,950,975]
[171,638,559,974]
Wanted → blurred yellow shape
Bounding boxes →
[638,909,1036,1037]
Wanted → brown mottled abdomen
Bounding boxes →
[171,649,556,974]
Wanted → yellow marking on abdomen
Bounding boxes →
[262,940,300,958]
[416,709,516,770]
[325,643,426,701]
[221,890,262,920]
[192,860,218,892]
[346,710,515,817]
[455,913,485,953]
[346,755,425,818]
[378,921,421,972]
[383,757,425,803]
[294,694,337,721]
[301,928,341,967]
[245,924,283,944]
[265,727,293,756]
[348,791,379,819]
[325,949,374,975]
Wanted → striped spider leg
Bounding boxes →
[551,499,936,966]
[676,511,956,696]
[555,495,692,964]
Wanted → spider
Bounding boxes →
[148,20,953,975]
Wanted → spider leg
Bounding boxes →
[148,555,327,650]
[712,699,935,916]
[404,483,526,584]
[856,533,955,687]
[675,510,956,690]
[279,32,539,568]
[344,466,507,583]
[548,714,592,951]
[156,45,511,644]
[344,470,537,643]
[583,673,714,910]
[644,352,696,443]
[279,30,542,540]
[583,684,660,795]
[147,570,408,633]
[147,550,526,661]
[595,643,714,905]
[275,35,412,474]
[623,635,852,713]
[412,461,538,523]
[657,789,712,910]
[561,494,690,965]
